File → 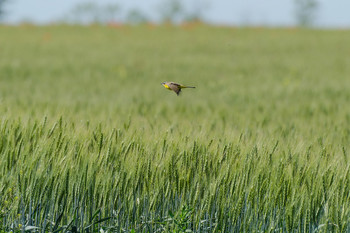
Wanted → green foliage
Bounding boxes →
[0,25,350,232]
[126,9,149,25]
[158,0,185,23]
[66,2,120,24]
[294,0,319,27]
[167,205,193,232]
[0,0,7,20]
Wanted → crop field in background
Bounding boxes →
[0,25,350,232]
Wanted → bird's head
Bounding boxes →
[161,82,171,89]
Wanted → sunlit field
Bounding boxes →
[1,25,350,232]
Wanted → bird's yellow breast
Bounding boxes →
[163,84,171,89]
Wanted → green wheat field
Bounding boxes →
[1,25,350,232]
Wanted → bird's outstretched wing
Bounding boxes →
[169,82,181,95]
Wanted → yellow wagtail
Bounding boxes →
[161,82,195,95]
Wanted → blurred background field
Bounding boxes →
[1,25,350,138]
[1,25,350,232]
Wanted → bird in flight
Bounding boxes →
[161,81,195,95]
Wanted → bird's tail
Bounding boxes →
[181,85,196,88]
